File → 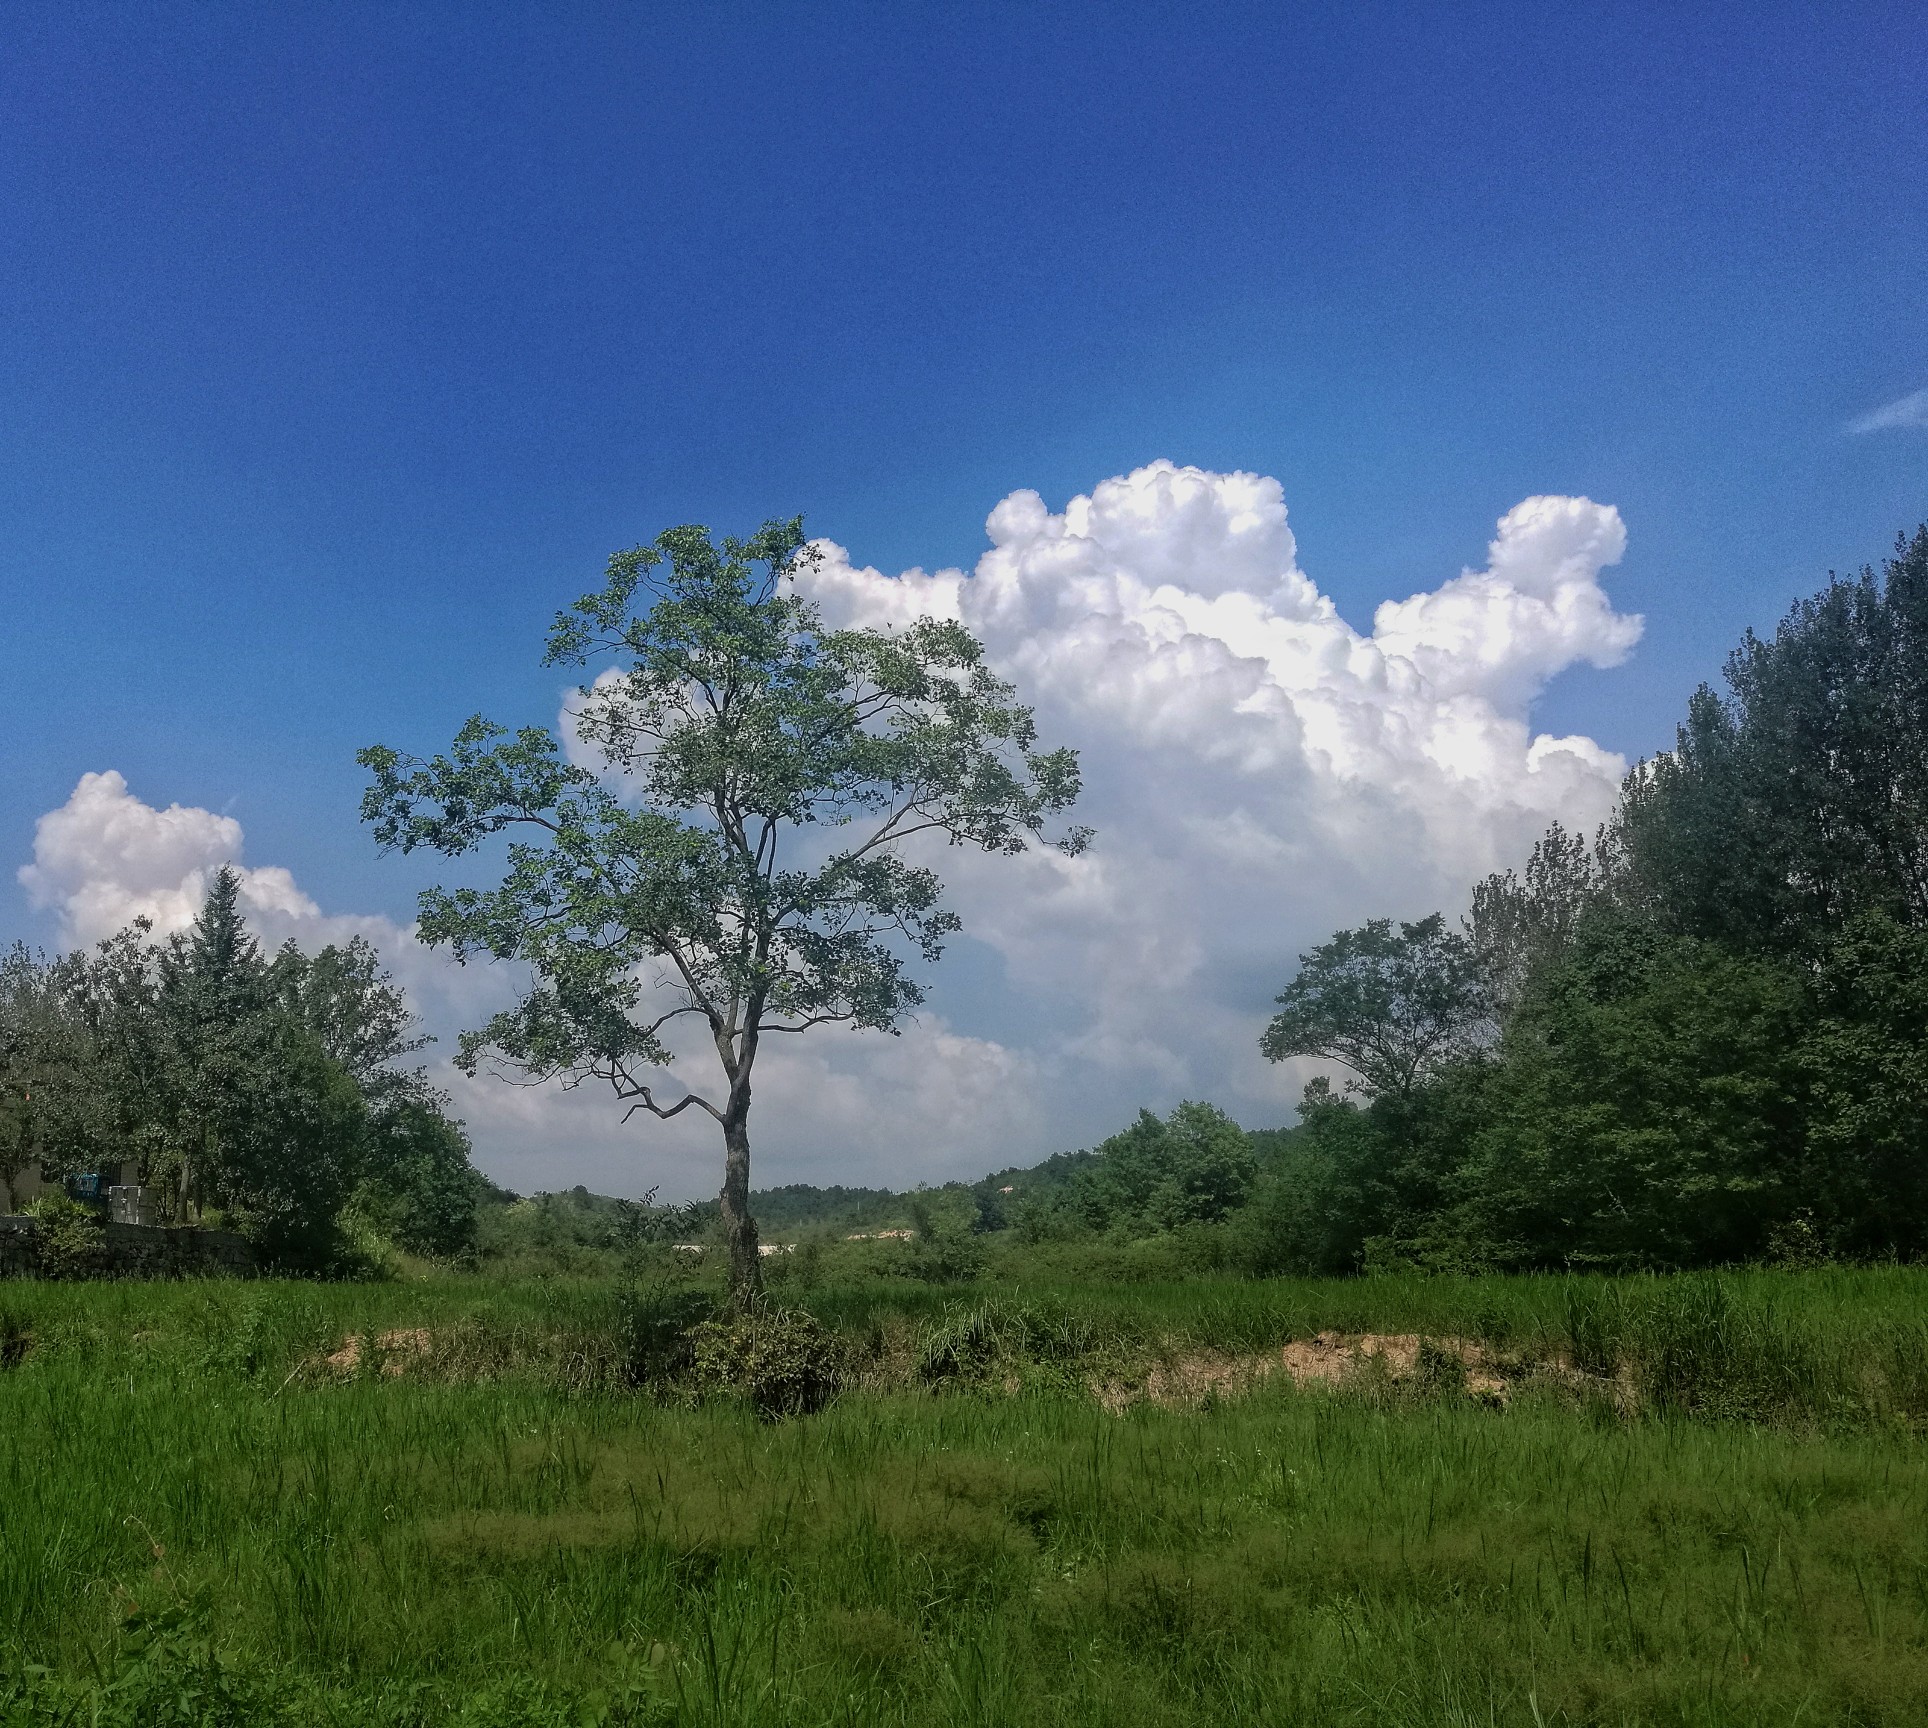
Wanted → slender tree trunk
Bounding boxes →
[719,1111,761,1310]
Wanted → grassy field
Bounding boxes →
[2,1269,1927,1725]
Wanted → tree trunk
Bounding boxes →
[719,1112,761,1309]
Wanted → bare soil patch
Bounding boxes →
[1279,1331,1511,1400]
[322,1327,436,1377]
[1102,1331,1523,1412]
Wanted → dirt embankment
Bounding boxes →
[306,1320,1599,1413]
[1106,1331,1543,1413]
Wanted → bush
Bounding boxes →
[688,1305,846,1418]
[904,1191,988,1283]
[914,1298,1106,1388]
[1066,1103,1259,1235]
[349,1101,486,1261]
[24,1194,108,1280]
[618,1282,718,1388]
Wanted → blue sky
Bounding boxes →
[4,4,1926,1188]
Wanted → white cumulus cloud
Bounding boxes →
[20,771,318,947]
[796,461,1642,1134]
[16,769,490,1063]
[19,463,1645,1199]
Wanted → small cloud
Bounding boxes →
[1848,388,1928,435]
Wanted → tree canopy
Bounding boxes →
[361,517,1087,1302]
[0,872,481,1267]
[1613,525,1928,951]
[1257,521,1928,1273]
[1260,914,1486,1099]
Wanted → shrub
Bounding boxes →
[24,1194,108,1280]
[1067,1102,1259,1235]
[688,1305,846,1418]
[904,1191,988,1283]
[915,1298,1109,1388]
[618,1282,718,1388]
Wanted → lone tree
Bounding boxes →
[360,519,1087,1304]
[1260,914,1486,1100]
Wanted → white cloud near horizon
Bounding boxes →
[17,462,1644,1201]
[16,768,500,1067]
[1847,387,1928,434]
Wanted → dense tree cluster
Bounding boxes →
[1258,525,1928,1271]
[1010,1102,1259,1239]
[0,868,482,1266]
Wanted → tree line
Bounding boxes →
[1258,526,1928,1271]
[10,515,1923,1290]
[0,868,482,1267]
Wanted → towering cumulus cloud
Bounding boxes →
[797,462,1641,1134]
[16,465,1642,1192]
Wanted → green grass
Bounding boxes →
[2,1270,1927,1724]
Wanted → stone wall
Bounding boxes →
[0,1216,255,1279]
[0,1219,33,1278]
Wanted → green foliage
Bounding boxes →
[1,874,480,1276]
[1254,525,1928,1274]
[913,1297,1106,1387]
[346,1101,486,1261]
[903,1189,988,1282]
[1614,523,1928,952]
[617,1282,717,1388]
[360,518,1086,1304]
[1261,913,1487,1098]
[688,1303,846,1418]
[0,946,93,1208]
[1797,911,1928,1256]
[1464,820,1600,1022]
[1034,1102,1259,1239]
[22,1193,107,1279]
[471,1187,705,1279]
[1465,928,1809,1269]
[1232,1065,1495,1276]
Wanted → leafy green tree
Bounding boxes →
[272,936,428,1110]
[149,871,366,1262]
[346,1099,485,1259]
[1465,821,1600,1026]
[904,1188,988,1282]
[360,519,1086,1304]
[1612,525,1928,952]
[273,936,483,1257]
[1067,1101,1258,1234]
[1464,924,1807,1269]
[1798,912,1928,1257]
[1232,1065,1496,1276]
[1261,914,1486,1099]
[0,946,92,1209]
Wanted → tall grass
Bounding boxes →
[2,1270,1926,1723]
